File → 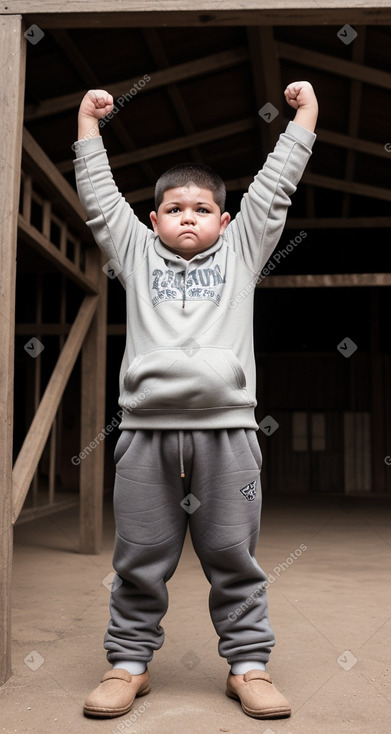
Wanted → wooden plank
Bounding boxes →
[278,41,391,90]
[79,249,107,554]
[280,119,391,160]
[0,13,26,687]
[22,173,32,222]
[11,295,99,523]
[6,4,391,28]
[24,47,248,120]
[18,215,98,294]
[341,28,366,217]
[15,323,72,335]
[15,497,80,525]
[22,128,88,230]
[258,273,391,288]
[302,172,391,202]
[284,217,391,229]
[58,116,257,173]
[4,0,390,10]
[370,291,386,493]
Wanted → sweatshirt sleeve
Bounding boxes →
[225,121,316,274]
[73,136,151,287]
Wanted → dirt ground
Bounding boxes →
[1,493,390,734]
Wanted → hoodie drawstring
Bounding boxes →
[178,430,185,478]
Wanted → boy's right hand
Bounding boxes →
[77,89,114,143]
[79,89,114,121]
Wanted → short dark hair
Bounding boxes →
[154,162,226,213]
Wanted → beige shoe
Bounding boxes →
[226,669,291,719]
[83,668,151,718]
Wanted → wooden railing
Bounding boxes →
[11,128,107,536]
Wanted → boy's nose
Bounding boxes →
[181,209,196,224]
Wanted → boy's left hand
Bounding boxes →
[284,81,318,110]
[284,80,318,132]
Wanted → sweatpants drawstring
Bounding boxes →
[178,430,185,478]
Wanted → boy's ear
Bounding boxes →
[219,211,231,233]
[149,211,158,232]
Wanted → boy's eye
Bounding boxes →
[166,206,210,214]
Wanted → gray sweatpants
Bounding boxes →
[104,428,276,666]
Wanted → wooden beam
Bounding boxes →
[277,40,391,90]
[15,323,72,335]
[12,294,99,524]
[22,128,87,228]
[24,46,248,120]
[58,116,257,173]
[280,118,390,160]
[5,4,391,28]
[79,249,107,554]
[0,13,26,688]
[341,28,366,217]
[285,217,391,229]
[302,172,391,202]
[312,127,390,160]
[258,273,391,288]
[125,167,391,206]
[18,215,98,294]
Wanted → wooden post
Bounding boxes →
[0,15,26,685]
[79,246,107,553]
[370,289,386,493]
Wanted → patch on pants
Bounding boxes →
[240,479,256,501]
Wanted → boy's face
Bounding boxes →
[150,185,230,260]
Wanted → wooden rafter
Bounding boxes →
[51,29,157,184]
[142,28,204,164]
[341,28,366,217]
[302,172,391,202]
[58,116,257,173]
[285,217,391,229]
[122,165,391,205]
[24,46,249,120]
[246,26,283,157]
[277,40,391,90]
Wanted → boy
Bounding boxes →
[73,80,318,720]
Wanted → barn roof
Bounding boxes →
[22,20,390,235]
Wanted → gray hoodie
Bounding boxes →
[73,120,316,430]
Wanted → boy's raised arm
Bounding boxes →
[225,80,318,275]
[74,90,150,285]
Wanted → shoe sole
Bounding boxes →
[83,684,151,718]
[225,688,291,719]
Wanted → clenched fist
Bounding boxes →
[79,89,114,121]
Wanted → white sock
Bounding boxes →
[231,660,266,675]
[113,660,147,675]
